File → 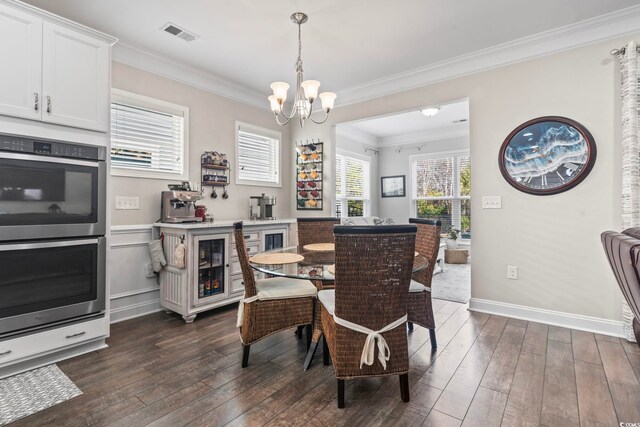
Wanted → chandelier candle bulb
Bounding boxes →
[268,95,281,113]
[301,80,321,102]
[319,92,336,112]
[270,82,289,103]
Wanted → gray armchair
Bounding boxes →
[601,228,640,346]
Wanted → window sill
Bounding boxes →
[235,179,281,188]
[111,168,188,181]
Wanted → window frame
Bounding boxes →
[235,121,282,188]
[110,88,189,180]
[335,149,371,218]
[410,149,470,238]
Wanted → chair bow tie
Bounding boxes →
[333,314,408,370]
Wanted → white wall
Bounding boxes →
[377,136,469,222]
[292,33,632,334]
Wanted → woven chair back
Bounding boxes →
[297,217,340,248]
[333,225,416,330]
[409,218,442,287]
[233,222,257,298]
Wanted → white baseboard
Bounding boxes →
[110,298,162,324]
[468,298,625,338]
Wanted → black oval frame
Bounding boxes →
[498,116,597,196]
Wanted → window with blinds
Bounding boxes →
[110,89,188,179]
[236,123,281,186]
[336,153,370,217]
[413,151,471,238]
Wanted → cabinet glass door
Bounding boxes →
[264,232,284,251]
[196,238,225,303]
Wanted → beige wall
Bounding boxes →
[292,34,633,322]
[110,62,292,225]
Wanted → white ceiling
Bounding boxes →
[23,0,640,105]
[344,100,469,141]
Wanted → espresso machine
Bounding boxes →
[161,190,203,223]
[249,193,276,220]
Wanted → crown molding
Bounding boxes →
[378,127,469,148]
[1,0,117,45]
[336,5,640,106]
[335,126,379,146]
[112,42,269,111]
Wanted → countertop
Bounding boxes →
[151,218,296,229]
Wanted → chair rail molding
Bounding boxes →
[469,298,625,337]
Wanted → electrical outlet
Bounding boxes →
[144,263,156,278]
[115,196,140,210]
[482,196,502,209]
[507,265,518,280]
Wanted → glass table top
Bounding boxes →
[248,245,430,281]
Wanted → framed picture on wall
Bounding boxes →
[381,175,406,198]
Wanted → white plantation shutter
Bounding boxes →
[336,154,369,199]
[344,157,366,198]
[110,90,188,179]
[336,153,370,217]
[335,155,344,198]
[236,124,281,186]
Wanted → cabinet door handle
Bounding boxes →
[46,95,52,114]
[34,93,39,111]
[0,350,11,356]
[66,331,86,339]
[243,235,250,240]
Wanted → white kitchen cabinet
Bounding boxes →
[42,21,109,132]
[0,2,114,132]
[0,4,42,121]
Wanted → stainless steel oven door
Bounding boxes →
[0,152,106,241]
[0,237,106,336]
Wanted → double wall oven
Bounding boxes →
[0,134,106,337]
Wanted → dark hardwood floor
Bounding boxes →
[9,300,640,426]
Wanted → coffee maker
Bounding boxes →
[161,190,203,223]
[249,193,276,220]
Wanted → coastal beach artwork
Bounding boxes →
[499,117,596,195]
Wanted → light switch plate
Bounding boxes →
[482,196,502,209]
[115,196,140,210]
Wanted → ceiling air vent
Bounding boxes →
[161,22,198,42]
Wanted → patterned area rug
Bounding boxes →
[432,263,471,303]
[0,365,82,426]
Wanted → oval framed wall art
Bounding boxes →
[498,116,597,195]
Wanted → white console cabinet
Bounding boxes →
[155,220,293,324]
[0,2,114,132]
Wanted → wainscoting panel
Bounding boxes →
[109,225,161,323]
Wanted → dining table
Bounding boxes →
[249,244,431,370]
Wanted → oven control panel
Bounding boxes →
[0,134,105,161]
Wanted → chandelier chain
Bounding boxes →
[298,22,302,63]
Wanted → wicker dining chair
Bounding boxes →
[234,222,317,368]
[318,224,417,408]
[296,217,341,248]
[295,217,340,342]
[407,218,442,351]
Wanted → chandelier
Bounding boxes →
[268,12,336,127]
